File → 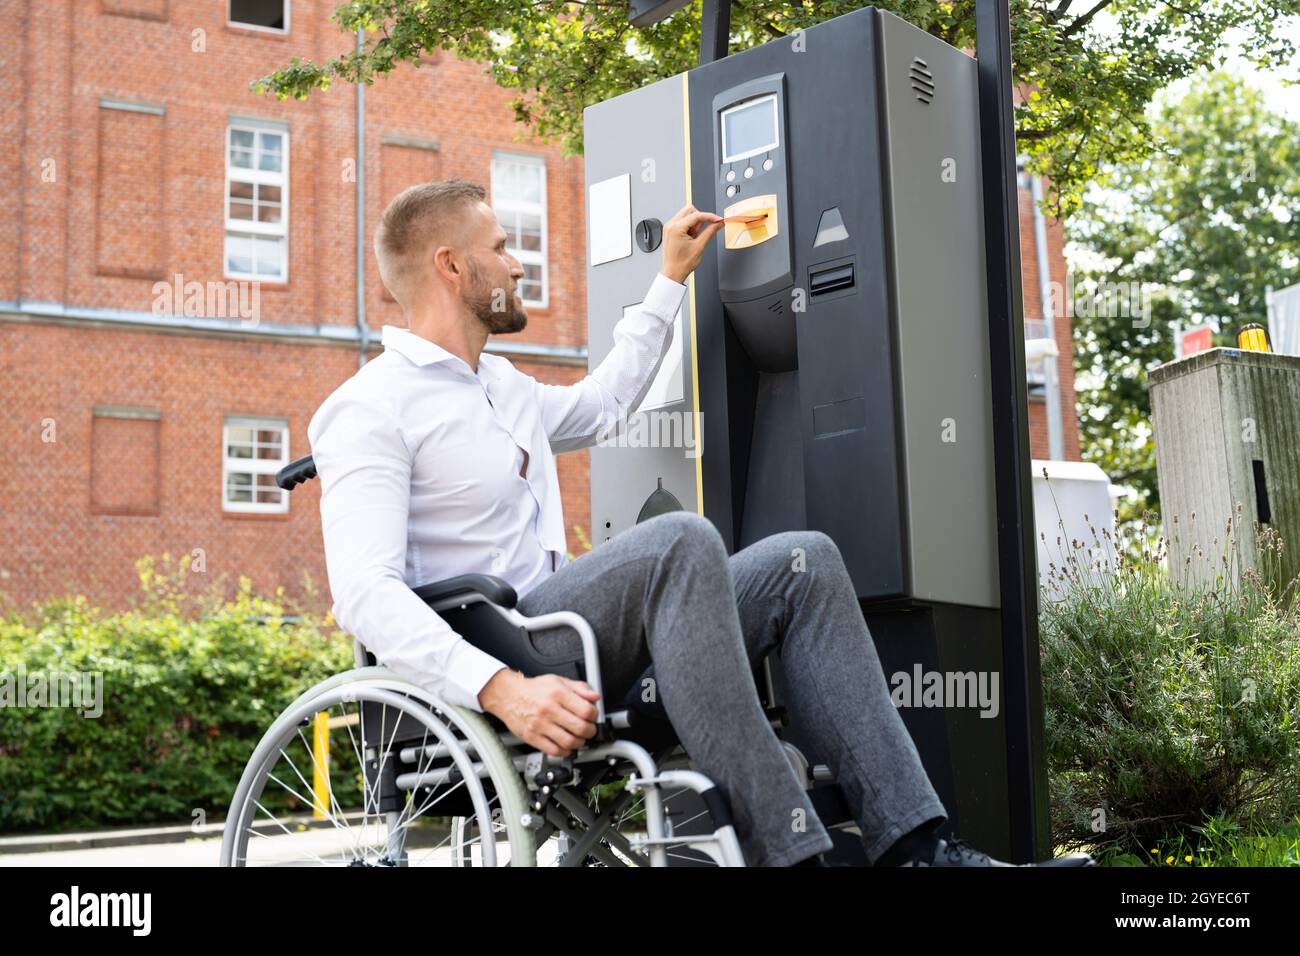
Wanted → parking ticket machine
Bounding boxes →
[584,5,1046,861]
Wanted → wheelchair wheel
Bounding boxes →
[220,676,535,867]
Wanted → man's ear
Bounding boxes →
[432,244,461,284]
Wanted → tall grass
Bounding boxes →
[1037,484,1300,856]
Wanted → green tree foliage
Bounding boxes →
[1069,72,1300,526]
[252,1,1299,219]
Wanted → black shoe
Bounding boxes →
[901,838,1096,867]
[901,837,1012,867]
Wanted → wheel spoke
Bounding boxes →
[378,718,439,844]
[285,733,356,838]
[248,798,340,866]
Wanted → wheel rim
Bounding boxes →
[223,685,504,867]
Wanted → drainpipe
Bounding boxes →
[1030,173,1065,461]
[355,27,369,369]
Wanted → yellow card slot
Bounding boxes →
[723,194,779,249]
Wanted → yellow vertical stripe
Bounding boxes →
[682,72,705,516]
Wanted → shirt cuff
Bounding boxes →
[645,272,688,320]
[443,640,510,713]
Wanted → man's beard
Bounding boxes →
[465,258,527,334]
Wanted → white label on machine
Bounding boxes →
[626,300,684,411]
[589,174,632,266]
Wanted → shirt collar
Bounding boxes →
[381,325,500,380]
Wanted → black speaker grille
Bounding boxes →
[909,57,935,104]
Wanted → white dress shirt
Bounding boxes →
[307,272,687,712]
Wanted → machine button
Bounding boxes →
[763,158,774,171]
[726,184,738,197]
[743,166,754,179]
[726,169,736,182]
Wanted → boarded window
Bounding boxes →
[91,406,161,516]
[96,102,165,279]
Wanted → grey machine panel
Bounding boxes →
[584,76,701,545]
[877,12,999,609]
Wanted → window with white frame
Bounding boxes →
[226,123,288,281]
[229,0,289,32]
[223,417,289,513]
[490,152,548,307]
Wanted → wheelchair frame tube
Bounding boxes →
[500,607,606,725]
[407,594,608,727]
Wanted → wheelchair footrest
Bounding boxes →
[630,832,732,848]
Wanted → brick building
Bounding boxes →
[0,0,1079,612]
[1019,164,1083,463]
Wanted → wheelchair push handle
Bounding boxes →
[276,454,318,491]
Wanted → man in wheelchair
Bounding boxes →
[306,179,1091,868]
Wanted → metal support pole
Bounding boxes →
[355,27,369,370]
[699,0,731,65]
[975,0,1050,862]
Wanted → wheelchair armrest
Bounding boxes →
[413,574,518,610]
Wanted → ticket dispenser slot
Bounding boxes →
[713,76,795,372]
[809,260,855,296]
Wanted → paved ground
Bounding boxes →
[0,837,226,867]
[0,828,550,866]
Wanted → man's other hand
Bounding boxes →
[478,669,601,758]
[660,205,725,284]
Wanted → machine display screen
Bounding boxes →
[721,95,779,163]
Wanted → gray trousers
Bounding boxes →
[516,510,947,866]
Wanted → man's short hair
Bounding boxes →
[374,179,486,306]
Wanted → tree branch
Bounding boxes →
[731,0,788,39]
[1060,0,1114,38]
[1018,125,1065,141]
[1049,0,1077,22]
[1108,466,1160,485]
[1161,0,1246,29]
[1017,109,1084,141]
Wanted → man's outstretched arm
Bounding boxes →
[534,206,724,452]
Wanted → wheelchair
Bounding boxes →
[219,455,861,867]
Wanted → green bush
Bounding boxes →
[0,557,353,833]
[1040,506,1300,855]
